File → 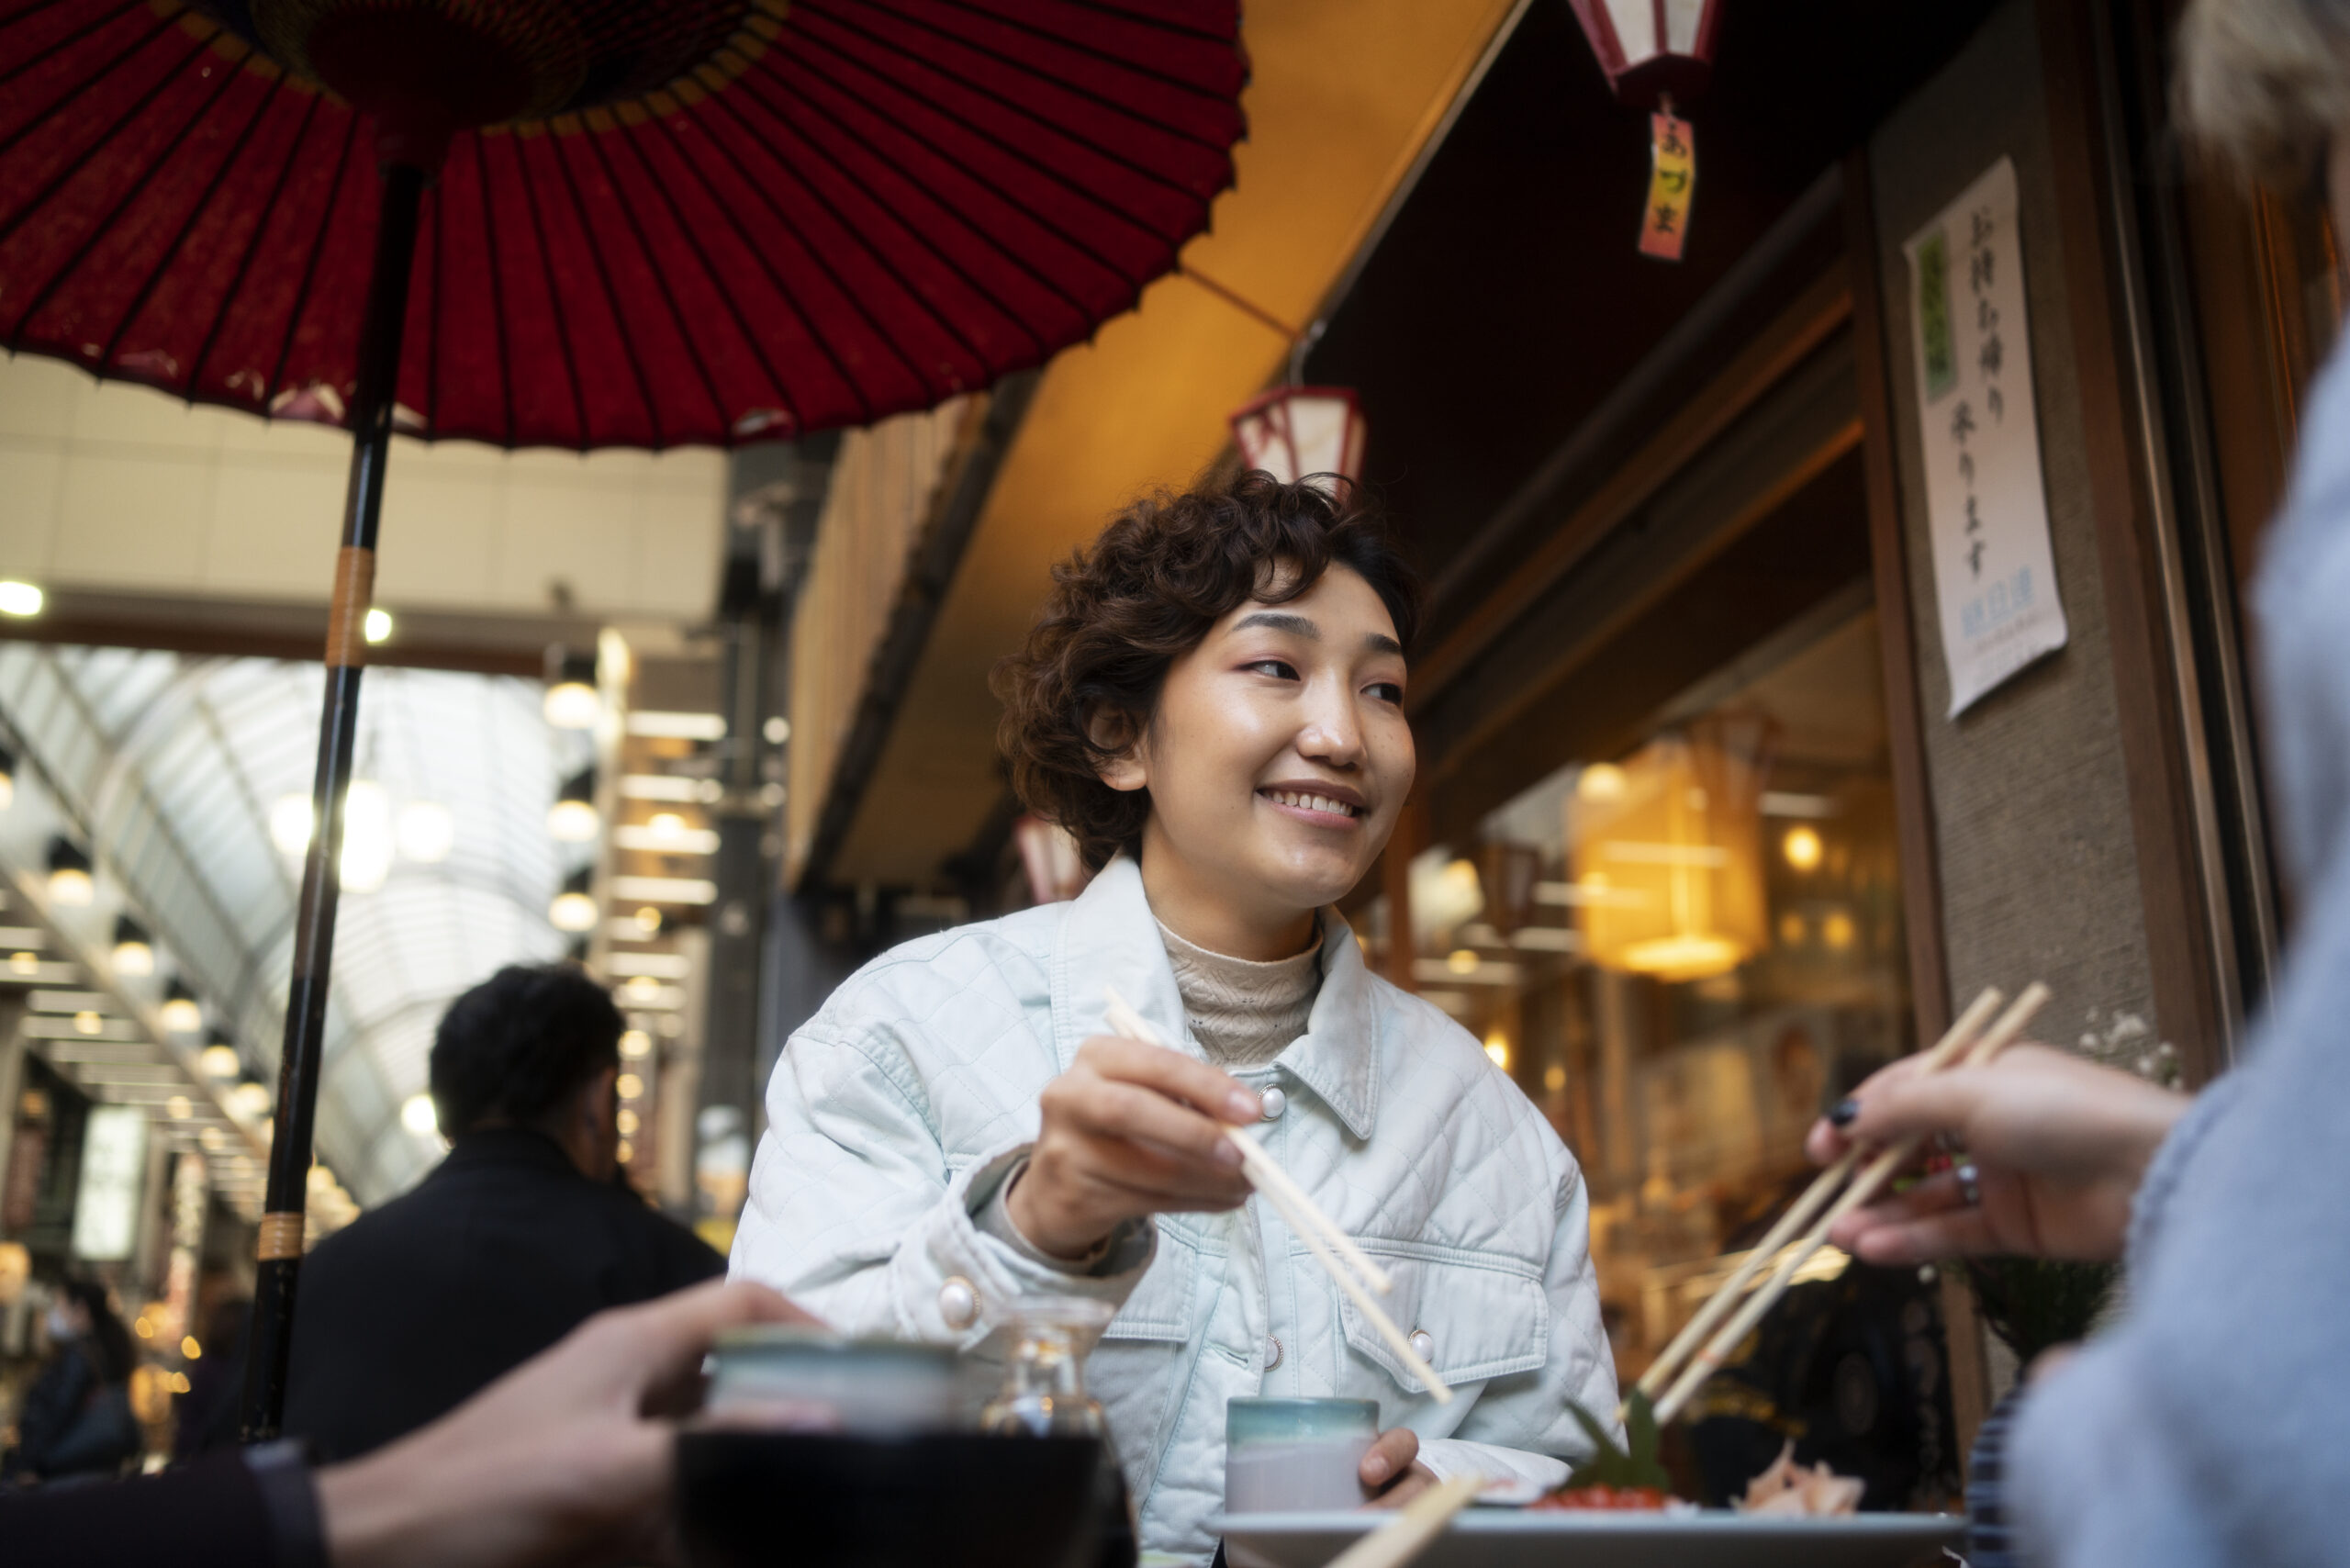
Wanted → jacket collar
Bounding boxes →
[1051,856,1382,1139]
[439,1126,586,1179]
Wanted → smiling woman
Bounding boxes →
[731,471,1617,1565]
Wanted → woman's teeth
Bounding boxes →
[1265,789,1360,818]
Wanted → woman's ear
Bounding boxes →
[1088,707,1149,793]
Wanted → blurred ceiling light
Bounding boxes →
[0,742,15,810]
[617,1139,634,1164]
[197,1126,227,1150]
[160,979,203,1034]
[396,801,454,863]
[618,774,701,802]
[548,768,599,842]
[307,1164,337,1194]
[1543,1064,1568,1092]
[616,1108,641,1137]
[72,1010,103,1035]
[1822,909,1858,951]
[1781,825,1824,873]
[46,838,93,905]
[762,716,789,745]
[625,711,727,741]
[269,794,315,857]
[0,580,43,617]
[613,816,719,855]
[610,876,716,904]
[1576,763,1628,801]
[338,780,394,893]
[619,1028,652,1059]
[401,1093,438,1136]
[363,607,393,644]
[229,1081,273,1120]
[165,1095,192,1121]
[622,974,663,1002]
[617,1073,644,1099]
[1483,1030,1511,1070]
[199,1035,240,1079]
[549,868,598,933]
[543,650,600,730]
[633,906,664,936]
[1446,948,1480,976]
[9,951,39,975]
[110,915,154,976]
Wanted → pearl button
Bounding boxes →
[1408,1327,1435,1362]
[1259,1086,1287,1120]
[1265,1335,1283,1372]
[938,1276,979,1329]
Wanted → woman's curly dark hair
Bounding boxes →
[993,471,1420,871]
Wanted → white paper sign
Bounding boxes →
[1904,157,2067,715]
[70,1103,147,1261]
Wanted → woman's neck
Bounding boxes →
[1137,833,1317,960]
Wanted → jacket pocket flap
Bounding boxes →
[1317,1241,1548,1394]
[1102,1224,1195,1343]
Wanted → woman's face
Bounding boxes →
[1109,563,1415,946]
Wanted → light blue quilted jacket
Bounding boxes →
[730,857,1617,1563]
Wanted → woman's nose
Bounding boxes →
[1297,687,1365,765]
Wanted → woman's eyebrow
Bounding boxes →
[1233,610,1317,639]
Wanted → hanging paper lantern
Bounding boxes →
[1229,386,1367,489]
[1565,0,1723,107]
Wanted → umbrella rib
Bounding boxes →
[819,0,1238,156]
[470,135,517,444]
[0,16,209,264]
[795,4,1214,210]
[750,45,1127,317]
[424,174,442,433]
[584,130,747,439]
[505,132,594,447]
[640,112,844,429]
[1046,0,1238,47]
[94,52,281,375]
[188,89,322,396]
[544,133,664,446]
[263,110,362,409]
[688,95,919,422]
[722,73,1032,370]
[0,0,152,98]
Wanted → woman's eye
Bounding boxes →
[1368,681,1404,704]
[1244,659,1300,680]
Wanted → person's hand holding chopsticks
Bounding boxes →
[1806,1043,2188,1265]
[1005,1035,1264,1260]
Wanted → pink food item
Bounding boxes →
[1738,1440,1864,1517]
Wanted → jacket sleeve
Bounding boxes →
[1416,1154,1619,1493]
[730,1016,1153,1349]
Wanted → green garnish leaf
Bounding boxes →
[1560,1390,1672,1493]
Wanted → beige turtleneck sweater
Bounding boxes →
[979,917,1326,1268]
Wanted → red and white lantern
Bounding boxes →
[1228,385,1367,489]
[1566,0,1721,108]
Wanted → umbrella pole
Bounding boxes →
[239,160,428,1443]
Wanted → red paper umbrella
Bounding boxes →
[0,0,1243,1441]
[0,0,1246,447]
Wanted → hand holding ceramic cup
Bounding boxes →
[1225,1397,1382,1515]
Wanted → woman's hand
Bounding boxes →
[1806,1043,2188,1265]
[1360,1427,1437,1507]
[1005,1035,1262,1260]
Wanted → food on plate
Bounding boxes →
[1542,1390,1678,1510]
[1529,1483,1672,1511]
[1737,1439,1864,1517]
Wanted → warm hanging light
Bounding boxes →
[401,1093,439,1136]
[0,742,16,811]
[548,768,599,843]
[1568,715,1769,981]
[0,580,43,617]
[363,608,394,644]
[110,915,155,976]
[199,1035,241,1080]
[549,868,599,933]
[46,838,93,905]
[340,780,393,893]
[1229,385,1366,489]
[397,801,454,863]
[229,1080,274,1121]
[160,978,204,1035]
[543,649,601,731]
[269,794,314,857]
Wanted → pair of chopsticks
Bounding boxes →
[1639,980,2052,1427]
[1101,985,1452,1403]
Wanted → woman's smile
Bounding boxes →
[1258,780,1368,825]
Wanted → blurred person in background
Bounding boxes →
[173,1296,249,1460]
[284,964,721,1461]
[3,1276,141,1484]
[1809,3,2350,1562]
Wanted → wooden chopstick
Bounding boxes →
[1099,985,1449,1401]
[1650,982,2051,1426]
[1320,1471,1484,1568]
[1628,986,2007,1411]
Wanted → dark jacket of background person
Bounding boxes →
[4,1280,141,1483]
[173,1297,250,1461]
[282,1125,721,1460]
[2,1440,323,1568]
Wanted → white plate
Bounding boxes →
[1213,1508,1964,1568]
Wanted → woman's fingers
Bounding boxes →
[1360,1427,1420,1492]
[1076,1035,1262,1124]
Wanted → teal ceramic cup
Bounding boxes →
[1225,1396,1379,1515]
[704,1324,968,1435]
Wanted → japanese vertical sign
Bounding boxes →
[1640,109,1694,261]
[1904,157,2067,715]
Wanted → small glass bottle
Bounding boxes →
[981,1297,1135,1568]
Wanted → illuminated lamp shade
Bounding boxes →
[1565,0,1722,107]
[110,915,155,976]
[401,1092,439,1137]
[229,1080,274,1121]
[549,868,599,934]
[1229,386,1366,489]
[269,793,314,857]
[160,979,203,1035]
[0,741,15,810]
[0,579,42,617]
[397,801,454,864]
[548,768,599,842]
[339,781,394,893]
[199,1033,240,1080]
[46,837,93,905]
[1566,714,1769,982]
[543,649,601,731]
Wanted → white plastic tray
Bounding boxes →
[1213,1508,1964,1568]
